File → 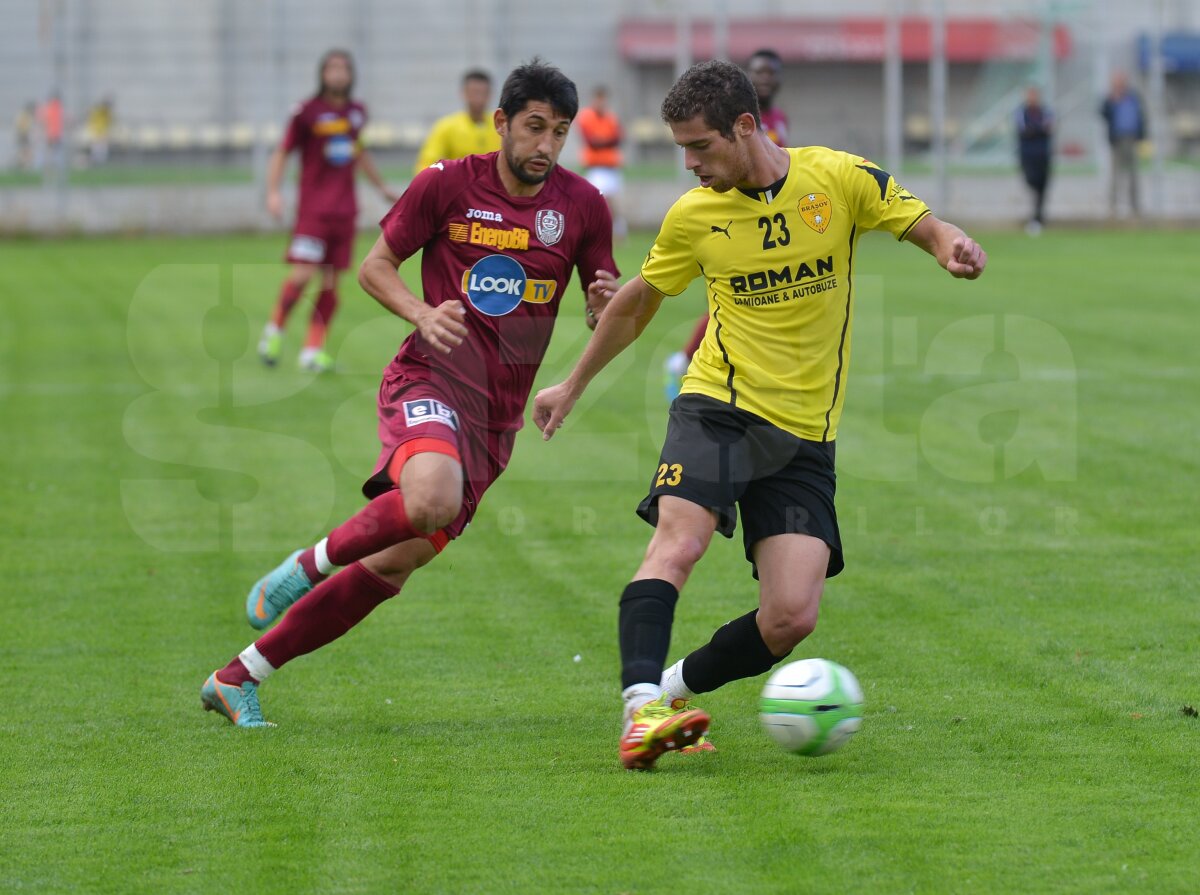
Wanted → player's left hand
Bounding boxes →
[585,270,618,330]
[533,381,579,441]
[947,237,987,279]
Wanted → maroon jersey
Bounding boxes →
[760,107,789,147]
[283,96,367,221]
[380,152,617,432]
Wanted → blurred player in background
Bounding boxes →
[85,96,114,166]
[748,48,789,147]
[414,69,501,172]
[258,49,398,373]
[535,61,987,770]
[1016,85,1053,234]
[576,85,626,240]
[37,91,65,179]
[201,60,618,728]
[13,102,35,171]
[664,48,790,399]
[1100,70,1147,220]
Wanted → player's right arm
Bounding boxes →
[533,275,664,440]
[359,164,467,354]
[358,236,467,354]
[267,105,305,219]
[264,144,288,219]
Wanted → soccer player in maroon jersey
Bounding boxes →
[258,49,399,373]
[665,48,791,395]
[749,49,789,149]
[201,60,619,727]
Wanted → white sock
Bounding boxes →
[660,659,696,705]
[238,644,276,683]
[263,322,281,337]
[313,537,335,575]
[621,683,662,732]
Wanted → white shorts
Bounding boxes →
[585,167,623,198]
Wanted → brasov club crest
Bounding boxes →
[798,193,832,234]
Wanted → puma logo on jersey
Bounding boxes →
[710,220,733,239]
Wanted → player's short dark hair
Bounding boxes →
[462,69,492,86]
[749,48,783,69]
[318,48,355,95]
[661,60,759,138]
[499,58,579,122]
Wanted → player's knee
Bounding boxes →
[365,550,430,584]
[759,599,820,654]
[644,532,706,581]
[403,482,462,534]
[289,267,316,287]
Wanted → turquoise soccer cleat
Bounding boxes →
[246,548,312,629]
[200,672,275,728]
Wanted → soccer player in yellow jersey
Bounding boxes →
[534,61,987,770]
[414,69,501,173]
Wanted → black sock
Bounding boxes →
[680,609,787,694]
[618,579,679,690]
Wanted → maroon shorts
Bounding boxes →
[363,374,517,545]
[285,215,356,271]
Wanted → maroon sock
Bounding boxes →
[304,288,339,348]
[297,491,425,584]
[271,280,305,328]
[297,547,325,584]
[333,490,425,564]
[216,657,255,687]
[254,562,399,670]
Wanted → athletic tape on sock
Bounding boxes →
[239,644,276,682]
[313,537,334,575]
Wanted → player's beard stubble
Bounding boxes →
[505,145,555,186]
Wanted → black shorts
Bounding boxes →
[636,394,843,578]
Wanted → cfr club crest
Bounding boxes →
[535,209,565,246]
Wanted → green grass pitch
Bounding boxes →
[0,226,1196,893]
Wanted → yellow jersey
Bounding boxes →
[642,146,930,442]
[415,111,501,173]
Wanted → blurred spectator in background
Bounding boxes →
[415,69,500,173]
[14,101,35,171]
[86,96,114,166]
[259,49,398,373]
[37,91,65,176]
[748,48,788,147]
[1016,85,1053,235]
[576,85,626,240]
[1100,71,1146,218]
[664,48,791,400]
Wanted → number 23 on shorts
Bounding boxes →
[656,463,683,487]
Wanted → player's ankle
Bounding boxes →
[660,659,696,705]
[622,683,662,723]
[298,540,333,583]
